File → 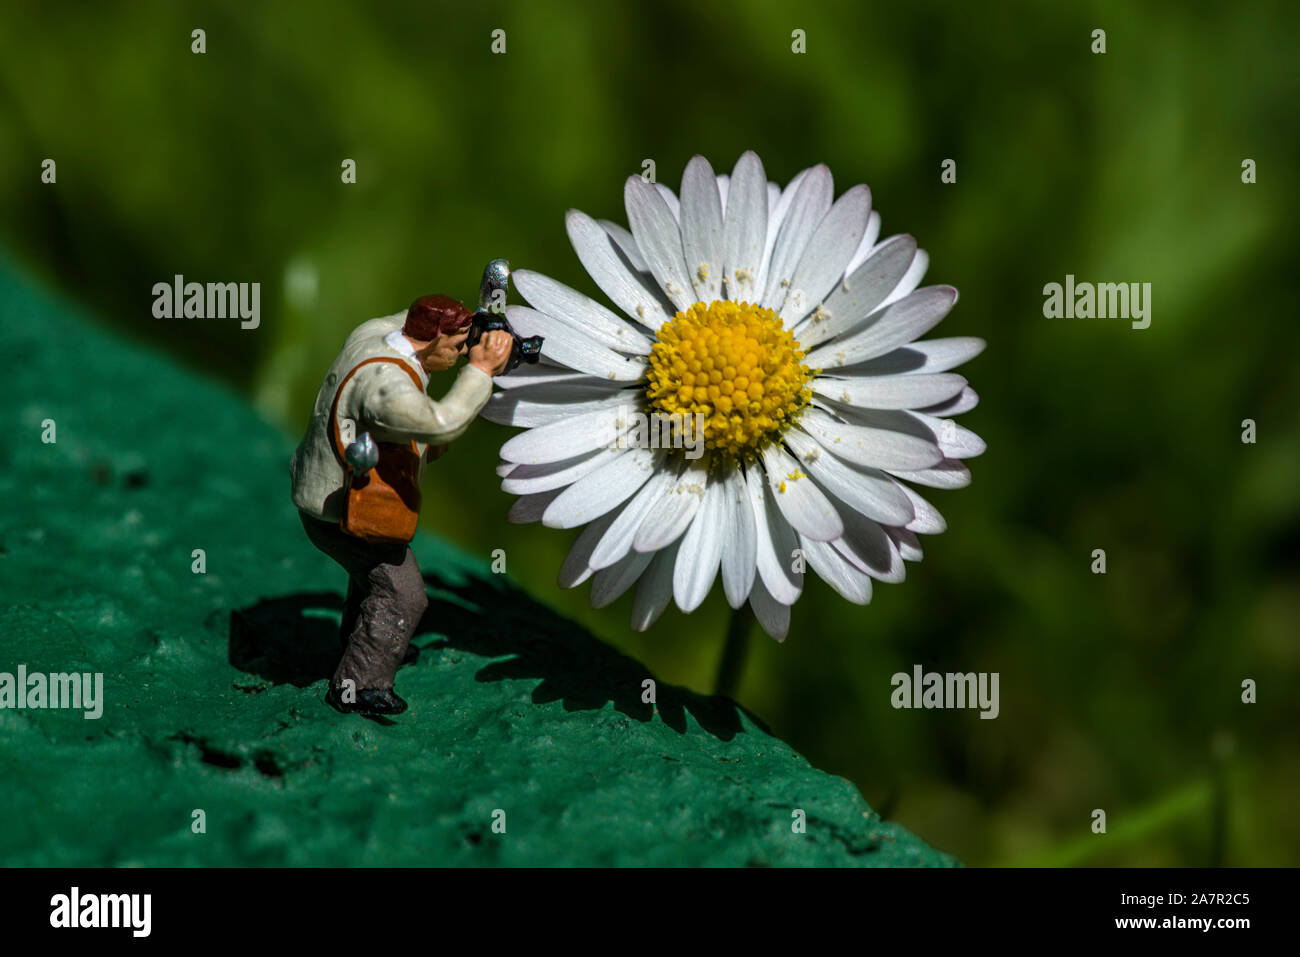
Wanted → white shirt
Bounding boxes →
[384,329,431,389]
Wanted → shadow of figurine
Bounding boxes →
[228,591,345,688]
[229,570,763,741]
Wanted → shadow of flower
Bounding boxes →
[229,569,764,742]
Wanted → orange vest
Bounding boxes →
[329,357,423,544]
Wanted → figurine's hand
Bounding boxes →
[469,330,513,377]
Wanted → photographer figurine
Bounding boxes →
[290,280,514,717]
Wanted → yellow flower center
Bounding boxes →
[645,300,814,465]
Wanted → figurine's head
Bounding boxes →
[403,294,475,373]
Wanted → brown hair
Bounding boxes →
[404,294,473,341]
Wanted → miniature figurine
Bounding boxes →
[289,262,522,716]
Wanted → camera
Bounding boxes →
[466,310,543,374]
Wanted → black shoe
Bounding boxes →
[326,686,408,716]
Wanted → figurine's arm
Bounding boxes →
[354,363,493,446]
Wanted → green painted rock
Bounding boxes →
[0,254,955,867]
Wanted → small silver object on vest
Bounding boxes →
[345,432,379,476]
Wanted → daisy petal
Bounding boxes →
[761,443,843,542]
[673,478,727,612]
[506,306,647,381]
[800,407,942,471]
[781,184,871,325]
[882,249,930,307]
[783,426,915,526]
[833,506,906,583]
[746,465,802,604]
[802,536,873,604]
[558,505,625,587]
[819,402,948,447]
[716,173,729,213]
[887,458,972,489]
[719,467,757,609]
[591,548,655,608]
[748,576,791,641]
[722,151,768,303]
[890,527,925,562]
[679,155,725,304]
[598,219,650,272]
[812,372,967,411]
[566,210,674,330]
[655,183,680,221]
[922,385,980,417]
[499,405,629,465]
[631,540,681,631]
[844,211,884,274]
[760,168,811,291]
[900,484,947,535]
[796,234,918,348]
[834,336,986,377]
[633,460,709,552]
[483,382,635,428]
[542,447,665,529]
[507,487,564,524]
[911,410,987,459]
[589,466,675,569]
[493,363,611,391]
[625,177,695,311]
[943,422,986,458]
[807,286,958,370]
[512,270,654,353]
[763,165,833,309]
[501,447,621,495]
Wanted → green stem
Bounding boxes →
[713,606,752,698]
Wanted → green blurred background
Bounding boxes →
[2,0,1297,866]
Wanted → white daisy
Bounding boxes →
[483,153,984,641]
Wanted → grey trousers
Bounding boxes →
[299,511,428,691]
